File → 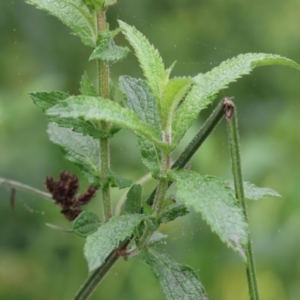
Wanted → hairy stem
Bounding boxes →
[224,97,259,300]
[172,99,225,170]
[96,11,112,222]
[74,239,130,300]
[73,100,225,300]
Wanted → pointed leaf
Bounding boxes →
[119,76,162,175]
[160,203,189,224]
[73,211,101,237]
[84,214,145,272]
[26,0,97,47]
[47,122,100,183]
[90,30,130,63]
[118,20,168,103]
[29,91,108,138]
[137,135,161,178]
[80,72,97,96]
[109,170,132,189]
[173,53,300,147]
[143,249,208,300]
[29,90,70,111]
[119,76,161,129]
[226,181,281,201]
[47,95,165,148]
[170,169,248,258]
[124,184,142,214]
[161,77,193,129]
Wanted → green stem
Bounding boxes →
[73,100,225,300]
[96,11,112,222]
[73,239,131,300]
[172,99,225,170]
[152,177,169,215]
[224,97,259,300]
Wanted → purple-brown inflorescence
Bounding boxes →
[45,171,98,221]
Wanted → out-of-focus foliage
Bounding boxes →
[0,0,299,299]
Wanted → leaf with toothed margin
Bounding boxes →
[29,91,109,139]
[84,214,145,272]
[26,0,97,47]
[172,53,300,148]
[46,95,166,149]
[169,169,248,259]
[226,181,281,201]
[119,76,161,129]
[90,30,130,63]
[47,122,100,184]
[143,249,208,300]
[119,76,162,176]
[118,20,171,104]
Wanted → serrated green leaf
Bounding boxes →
[29,90,70,111]
[119,76,162,175]
[170,169,248,258]
[29,91,108,138]
[226,181,281,201]
[90,30,130,63]
[124,184,142,214]
[160,203,189,223]
[80,72,97,96]
[46,95,165,148]
[118,20,168,103]
[84,214,145,272]
[143,249,208,300]
[119,76,161,129]
[26,0,97,47]
[172,53,300,147]
[109,170,132,189]
[47,122,100,183]
[73,211,101,237]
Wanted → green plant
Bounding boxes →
[1,1,299,299]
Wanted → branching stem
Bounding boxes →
[224,97,259,300]
[73,100,225,300]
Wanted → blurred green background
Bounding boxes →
[1,1,300,299]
